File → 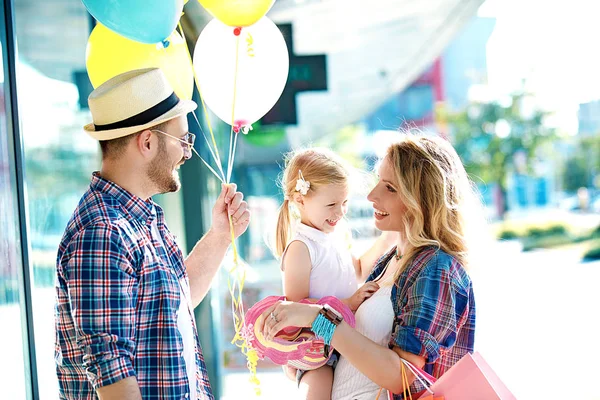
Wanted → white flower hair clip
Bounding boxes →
[295,170,310,195]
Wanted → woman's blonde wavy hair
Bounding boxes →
[274,148,350,258]
[386,134,483,278]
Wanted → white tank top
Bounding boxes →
[282,223,357,300]
[332,283,395,400]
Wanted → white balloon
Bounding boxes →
[193,17,289,131]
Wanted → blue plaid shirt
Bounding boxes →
[55,172,214,399]
[366,246,476,397]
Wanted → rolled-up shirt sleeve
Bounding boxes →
[63,223,138,389]
[389,254,470,363]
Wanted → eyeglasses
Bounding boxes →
[152,129,197,160]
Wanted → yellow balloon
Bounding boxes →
[198,0,274,27]
[86,24,194,100]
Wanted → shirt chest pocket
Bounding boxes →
[139,246,181,311]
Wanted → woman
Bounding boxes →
[261,134,479,399]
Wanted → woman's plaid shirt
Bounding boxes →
[366,246,476,398]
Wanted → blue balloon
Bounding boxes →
[82,0,184,44]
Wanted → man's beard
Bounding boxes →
[147,139,183,194]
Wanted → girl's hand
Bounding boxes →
[260,301,321,341]
[344,282,380,311]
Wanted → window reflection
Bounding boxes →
[0,30,28,400]
[13,1,98,398]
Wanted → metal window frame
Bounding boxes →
[2,0,40,398]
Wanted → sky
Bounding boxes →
[478,0,600,133]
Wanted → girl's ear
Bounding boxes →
[293,192,305,209]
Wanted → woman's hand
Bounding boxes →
[344,282,380,311]
[260,301,321,341]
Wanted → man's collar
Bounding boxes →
[91,172,157,224]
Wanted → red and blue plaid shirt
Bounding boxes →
[366,246,476,397]
[55,172,213,400]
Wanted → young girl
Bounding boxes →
[274,148,394,400]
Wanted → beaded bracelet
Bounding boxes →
[311,305,343,355]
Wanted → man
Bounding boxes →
[55,68,250,399]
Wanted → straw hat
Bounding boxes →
[84,68,197,140]
[243,296,355,370]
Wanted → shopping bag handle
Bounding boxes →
[400,358,436,394]
[376,361,424,400]
[377,358,440,399]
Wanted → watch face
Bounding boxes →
[323,304,343,321]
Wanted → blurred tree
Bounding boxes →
[562,135,600,192]
[446,92,556,219]
[562,153,589,192]
[581,135,600,183]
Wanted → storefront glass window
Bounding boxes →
[0,9,29,399]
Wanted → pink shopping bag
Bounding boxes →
[414,352,516,400]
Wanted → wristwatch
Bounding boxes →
[319,304,343,325]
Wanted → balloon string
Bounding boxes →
[191,148,223,184]
[178,22,226,182]
[178,21,259,394]
[223,30,260,394]
[230,129,240,179]
[227,33,241,184]
[190,111,225,180]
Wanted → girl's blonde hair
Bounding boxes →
[387,134,483,277]
[275,148,350,258]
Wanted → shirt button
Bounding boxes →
[184,393,189,398]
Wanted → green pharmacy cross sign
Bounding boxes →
[262,23,328,125]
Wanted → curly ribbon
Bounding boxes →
[246,31,255,57]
